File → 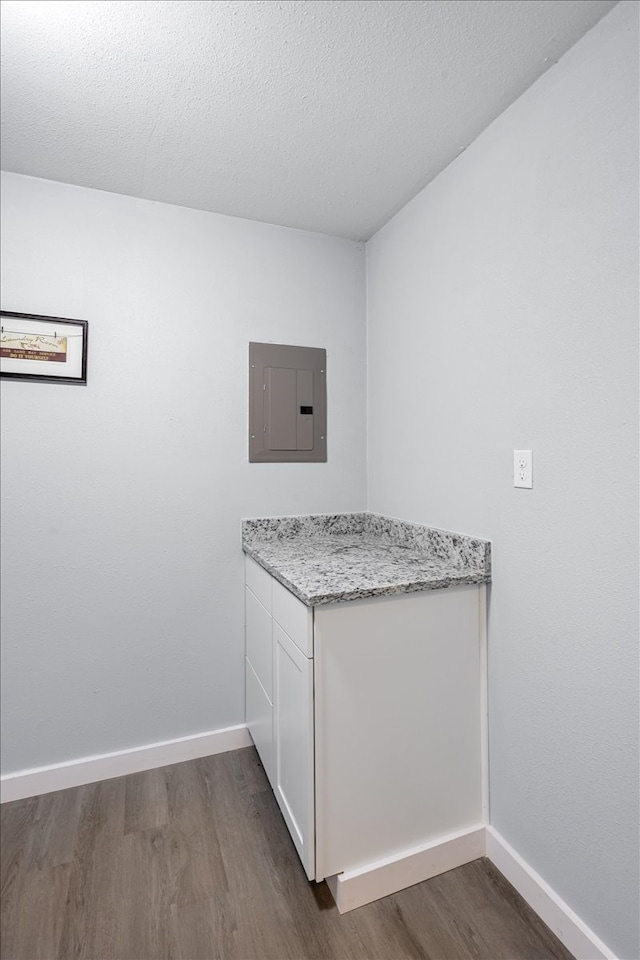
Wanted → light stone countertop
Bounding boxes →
[242,513,491,606]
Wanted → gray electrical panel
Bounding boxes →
[249,342,327,463]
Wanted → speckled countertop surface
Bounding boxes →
[242,513,491,606]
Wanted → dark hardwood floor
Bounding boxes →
[1,746,574,960]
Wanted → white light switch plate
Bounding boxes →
[514,450,533,488]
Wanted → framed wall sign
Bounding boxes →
[0,311,88,384]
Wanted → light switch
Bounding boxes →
[249,342,326,463]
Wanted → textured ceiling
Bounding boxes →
[1,0,618,239]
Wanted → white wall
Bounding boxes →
[1,4,637,954]
[0,172,366,774]
[366,4,638,957]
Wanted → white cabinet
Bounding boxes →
[245,556,314,876]
[245,554,488,911]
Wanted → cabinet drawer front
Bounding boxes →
[245,555,272,613]
[245,586,273,699]
[245,658,274,787]
[272,578,313,657]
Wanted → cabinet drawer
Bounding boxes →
[245,555,272,613]
[245,658,274,787]
[245,586,273,699]
[272,578,313,657]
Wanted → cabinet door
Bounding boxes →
[273,622,315,880]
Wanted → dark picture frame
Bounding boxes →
[0,311,88,385]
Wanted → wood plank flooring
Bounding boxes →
[1,746,574,960]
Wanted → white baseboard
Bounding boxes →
[325,825,486,913]
[0,723,252,803]
[325,824,618,960]
[486,826,617,960]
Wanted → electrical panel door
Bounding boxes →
[249,342,327,463]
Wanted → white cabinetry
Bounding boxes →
[244,557,315,879]
[245,554,487,910]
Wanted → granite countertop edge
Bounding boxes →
[243,544,489,605]
[242,512,491,607]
